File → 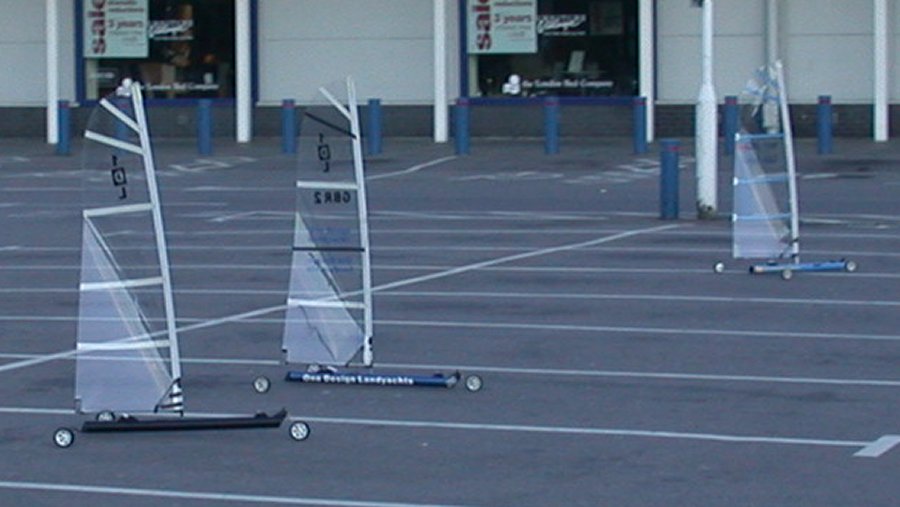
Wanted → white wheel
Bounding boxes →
[464,374,483,392]
[53,427,75,448]
[96,411,115,422]
[844,260,858,272]
[713,262,725,274]
[289,421,310,441]
[781,269,793,281]
[252,376,271,394]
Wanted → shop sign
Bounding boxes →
[537,14,587,37]
[84,0,149,58]
[468,0,537,54]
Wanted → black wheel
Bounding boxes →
[96,411,115,422]
[845,260,858,272]
[289,421,310,441]
[53,427,75,448]
[252,376,271,394]
[464,374,483,393]
[713,262,725,274]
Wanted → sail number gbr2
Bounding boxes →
[314,190,352,205]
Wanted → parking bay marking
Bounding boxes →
[0,406,896,458]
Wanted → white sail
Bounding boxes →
[732,62,799,261]
[282,78,374,367]
[75,81,182,414]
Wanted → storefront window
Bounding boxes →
[81,0,235,100]
[465,0,638,98]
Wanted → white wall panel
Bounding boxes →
[259,0,433,103]
[782,0,873,101]
[785,36,872,102]
[657,1,765,102]
[783,0,872,35]
[889,1,900,101]
[0,0,46,105]
[261,39,432,104]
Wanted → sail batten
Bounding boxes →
[80,276,163,292]
[83,202,153,218]
[84,130,144,155]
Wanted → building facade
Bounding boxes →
[0,0,896,139]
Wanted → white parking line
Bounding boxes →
[0,224,679,375]
[0,316,896,343]
[4,287,899,308]
[854,435,900,457]
[0,406,894,458]
[367,156,457,181]
[2,351,897,389]
[0,480,471,507]
[374,319,900,343]
[299,415,885,456]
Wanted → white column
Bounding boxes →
[235,0,252,143]
[874,0,889,142]
[46,0,59,145]
[434,0,448,143]
[695,0,717,219]
[638,0,655,142]
[766,0,778,64]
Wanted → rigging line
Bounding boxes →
[0,223,679,375]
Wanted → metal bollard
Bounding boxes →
[723,95,738,156]
[56,100,71,156]
[367,98,382,155]
[633,96,647,154]
[281,99,296,154]
[544,96,560,155]
[197,99,213,155]
[454,98,470,155]
[659,139,680,220]
[817,95,833,155]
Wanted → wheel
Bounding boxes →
[464,374,483,393]
[780,268,793,281]
[713,262,725,274]
[289,421,310,441]
[53,427,75,448]
[844,260,858,272]
[96,411,115,422]
[252,376,271,394]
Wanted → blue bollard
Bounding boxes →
[659,139,680,220]
[197,99,212,155]
[544,96,560,155]
[56,100,71,156]
[281,99,296,154]
[632,96,647,154]
[367,98,383,155]
[723,95,738,156]
[454,98,470,155]
[817,95,833,155]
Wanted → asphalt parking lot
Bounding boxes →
[0,133,898,506]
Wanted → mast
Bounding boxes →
[131,83,183,410]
